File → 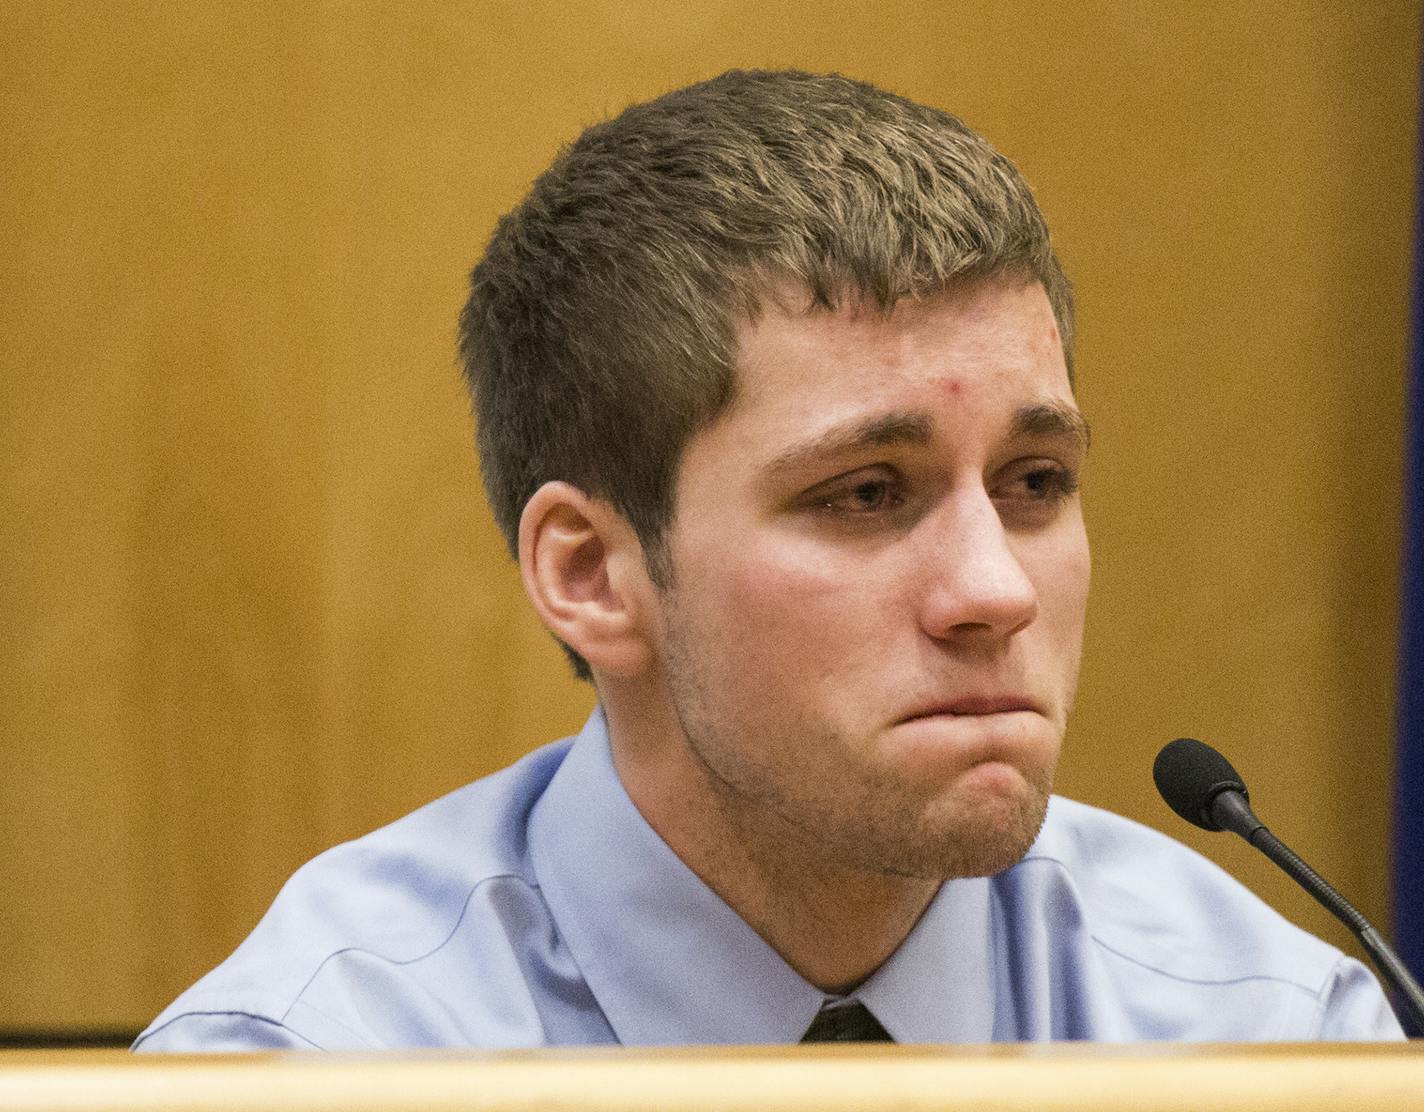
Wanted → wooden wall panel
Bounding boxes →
[1,2,1418,1030]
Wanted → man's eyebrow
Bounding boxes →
[761,402,1089,480]
[762,411,934,477]
[1011,402,1092,452]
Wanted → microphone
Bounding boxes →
[1154,737,1424,1036]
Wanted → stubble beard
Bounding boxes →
[659,612,1055,884]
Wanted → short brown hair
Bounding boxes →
[460,69,1072,680]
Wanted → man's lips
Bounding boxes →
[899,695,1040,722]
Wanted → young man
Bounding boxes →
[136,70,1402,1050]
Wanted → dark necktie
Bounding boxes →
[800,1000,894,1043]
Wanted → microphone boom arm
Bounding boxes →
[1211,786,1424,1035]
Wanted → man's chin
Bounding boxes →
[876,778,1052,881]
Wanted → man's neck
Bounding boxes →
[602,692,940,993]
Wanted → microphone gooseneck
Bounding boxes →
[1154,737,1424,1037]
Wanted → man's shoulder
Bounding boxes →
[135,737,574,1051]
[1018,795,1341,989]
[993,795,1401,1041]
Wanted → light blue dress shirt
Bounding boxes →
[135,709,1403,1050]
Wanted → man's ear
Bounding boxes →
[517,481,655,679]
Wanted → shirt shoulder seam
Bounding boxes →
[1016,849,1330,997]
[1088,932,1323,998]
[134,1010,325,1051]
[279,869,536,1027]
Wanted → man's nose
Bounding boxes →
[917,491,1039,642]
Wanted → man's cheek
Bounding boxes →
[731,572,850,661]
[730,542,853,608]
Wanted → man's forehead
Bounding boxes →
[733,275,1062,375]
[722,278,1077,449]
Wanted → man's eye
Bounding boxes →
[812,475,904,515]
[999,463,1080,504]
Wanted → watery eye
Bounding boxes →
[1023,469,1058,497]
[1000,464,1080,504]
[809,472,906,517]
[848,480,890,510]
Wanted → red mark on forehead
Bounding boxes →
[941,378,965,397]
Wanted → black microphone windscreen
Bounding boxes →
[1153,737,1249,831]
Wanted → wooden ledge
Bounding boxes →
[1,1042,1420,1111]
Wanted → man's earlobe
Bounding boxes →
[518,482,653,679]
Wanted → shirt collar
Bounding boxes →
[858,873,996,1043]
[528,708,997,1046]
